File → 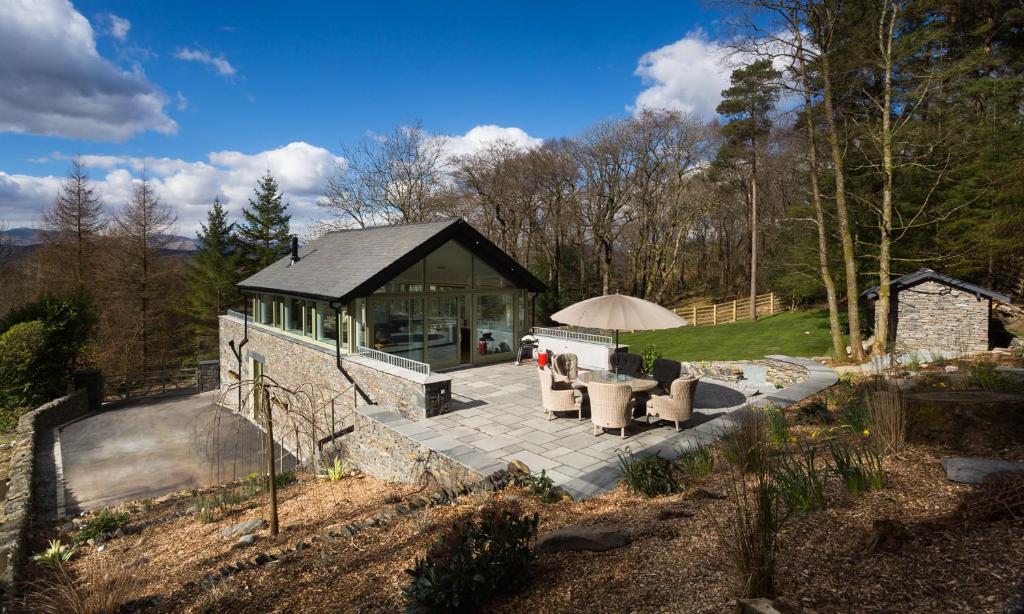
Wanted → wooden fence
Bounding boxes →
[104,367,199,402]
[671,292,779,326]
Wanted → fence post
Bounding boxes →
[692,306,697,325]
[713,303,718,325]
[770,292,775,314]
[732,300,737,322]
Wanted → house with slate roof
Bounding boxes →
[218,218,546,438]
[864,269,1011,356]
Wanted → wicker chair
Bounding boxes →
[645,377,699,431]
[551,353,579,384]
[537,367,581,420]
[587,380,636,438]
[651,358,682,394]
[610,352,643,377]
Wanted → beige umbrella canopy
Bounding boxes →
[550,294,688,355]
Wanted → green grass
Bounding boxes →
[620,310,839,361]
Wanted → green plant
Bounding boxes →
[757,403,789,446]
[721,411,769,473]
[676,442,715,479]
[968,359,1016,392]
[32,539,76,567]
[512,469,559,503]
[33,558,143,614]
[772,443,827,514]
[795,399,831,425]
[641,344,663,375]
[195,489,245,523]
[863,385,906,454]
[74,508,129,544]
[933,353,947,367]
[404,500,539,613]
[140,498,154,512]
[906,351,921,373]
[617,449,684,497]
[828,441,885,496]
[243,470,297,496]
[838,403,870,434]
[324,456,346,482]
[720,453,782,598]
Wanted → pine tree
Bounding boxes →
[236,172,291,277]
[715,59,781,320]
[41,156,105,291]
[185,198,239,357]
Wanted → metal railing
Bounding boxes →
[227,309,250,322]
[355,346,431,376]
[532,326,613,345]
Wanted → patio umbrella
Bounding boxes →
[549,293,688,365]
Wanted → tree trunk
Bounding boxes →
[750,149,758,321]
[874,2,898,358]
[822,52,865,362]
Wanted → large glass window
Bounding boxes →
[475,294,514,357]
[259,295,273,325]
[376,261,424,294]
[287,298,304,333]
[305,303,315,336]
[319,303,338,344]
[426,241,472,291]
[474,258,514,289]
[370,298,424,359]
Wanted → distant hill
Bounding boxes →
[0,227,199,251]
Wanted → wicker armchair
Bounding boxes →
[537,367,581,420]
[551,353,579,384]
[645,377,699,431]
[587,380,635,438]
[651,358,682,394]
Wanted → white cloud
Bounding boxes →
[175,91,189,111]
[104,13,130,41]
[0,143,344,232]
[633,30,739,119]
[0,0,176,141]
[439,125,544,159]
[173,47,236,77]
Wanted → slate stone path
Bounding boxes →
[362,356,837,500]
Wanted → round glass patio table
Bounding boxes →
[577,370,659,394]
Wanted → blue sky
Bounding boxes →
[0,0,739,231]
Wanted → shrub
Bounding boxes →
[721,410,769,473]
[512,469,559,503]
[0,321,52,430]
[795,399,831,425]
[404,500,539,613]
[641,344,663,375]
[33,558,142,614]
[757,403,789,446]
[242,470,297,497]
[720,458,782,598]
[194,490,244,523]
[905,351,921,373]
[933,353,947,367]
[968,360,1016,392]
[863,384,906,454]
[617,449,684,497]
[677,442,715,480]
[324,456,345,482]
[772,443,827,514]
[32,539,76,568]
[828,441,885,496]
[75,508,129,544]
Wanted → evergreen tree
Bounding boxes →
[185,198,239,357]
[714,59,781,320]
[236,172,291,277]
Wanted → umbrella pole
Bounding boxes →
[614,329,619,376]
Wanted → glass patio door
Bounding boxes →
[426,295,464,369]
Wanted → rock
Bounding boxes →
[941,458,1024,484]
[295,540,308,553]
[113,527,125,538]
[736,598,781,614]
[507,460,532,474]
[536,525,629,553]
[219,518,268,538]
[254,552,272,565]
[234,534,257,548]
[97,544,106,553]
[944,365,958,372]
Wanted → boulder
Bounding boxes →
[233,534,257,548]
[736,598,781,614]
[536,525,629,553]
[219,518,268,538]
[508,459,531,475]
[941,458,1024,484]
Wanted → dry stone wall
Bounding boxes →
[877,281,990,355]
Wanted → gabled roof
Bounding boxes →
[863,268,1011,303]
[237,218,546,303]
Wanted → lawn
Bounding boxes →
[619,309,839,361]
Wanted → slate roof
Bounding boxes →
[237,218,546,303]
[863,268,1011,303]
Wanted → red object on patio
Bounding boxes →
[537,352,548,367]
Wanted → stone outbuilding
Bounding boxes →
[864,269,1011,356]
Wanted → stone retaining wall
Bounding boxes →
[338,408,483,490]
[218,316,453,463]
[0,389,90,595]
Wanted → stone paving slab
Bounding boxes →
[358,356,836,500]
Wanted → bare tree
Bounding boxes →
[41,156,106,291]
[320,121,450,227]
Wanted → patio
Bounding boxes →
[356,357,835,499]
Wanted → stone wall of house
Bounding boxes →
[878,280,990,355]
[0,389,90,596]
[218,316,453,464]
[338,408,482,490]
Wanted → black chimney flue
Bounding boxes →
[290,236,299,265]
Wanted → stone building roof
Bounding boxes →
[863,268,1011,303]
[237,218,546,303]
